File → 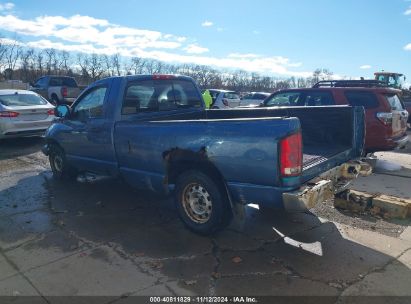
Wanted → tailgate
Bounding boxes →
[66,87,81,98]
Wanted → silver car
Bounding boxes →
[0,90,55,139]
[208,89,241,109]
[240,92,271,107]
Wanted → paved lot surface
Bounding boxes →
[0,134,410,303]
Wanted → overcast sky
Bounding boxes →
[1,0,411,79]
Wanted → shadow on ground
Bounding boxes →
[0,137,44,160]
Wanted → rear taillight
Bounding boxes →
[376,112,393,126]
[280,132,302,177]
[0,111,20,118]
[61,87,68,97]
[222,98,229,106]
[47,109,55,116]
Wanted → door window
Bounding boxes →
[344,91,378,109]
[72,87,107,121]
[303,91,334,106]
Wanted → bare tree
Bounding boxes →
[130,56,146,75]
[44,48,56,74]
[111,53,121,76]
[4,39,22,79]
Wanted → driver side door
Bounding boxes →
[62,83,116,175]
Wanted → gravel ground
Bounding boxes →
[312,199,409,238]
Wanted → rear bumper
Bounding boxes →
[227,160,372,212]
[393,134,409,150]
[0,119,53,139]
[366,134,409,152]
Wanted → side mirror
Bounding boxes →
[55,105,70,118]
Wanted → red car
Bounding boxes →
[262,80,409,153]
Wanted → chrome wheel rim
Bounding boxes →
[182,183,212,224]
[53,154,63,172]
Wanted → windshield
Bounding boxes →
[0,93,48,106]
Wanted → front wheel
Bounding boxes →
[174,170,231,235]
[49,145,76,180]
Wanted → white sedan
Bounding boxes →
[0,90,56,139]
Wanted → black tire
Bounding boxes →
[174,170,231,235]
[51,95,59,106]
[49,145,76,180]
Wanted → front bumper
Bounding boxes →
[282,160,372,212]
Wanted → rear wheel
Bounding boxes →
[49,145,76,180]
[174,170,231,235]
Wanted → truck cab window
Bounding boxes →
[304,91,334,106]
[122,79,201,114]
[72,87,107,121]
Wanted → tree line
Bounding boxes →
[0,37,335,92]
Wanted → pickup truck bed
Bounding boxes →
[205,106,362,182]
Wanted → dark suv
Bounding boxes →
[263,80,409,153]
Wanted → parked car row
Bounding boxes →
[0,75,84,139]
[30,75,82,106]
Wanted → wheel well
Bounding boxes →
[51,93,58,100]
[46,139,63,153]
[165,149,228,195]
[168,160,224,186]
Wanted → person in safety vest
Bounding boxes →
[202,89,212,109]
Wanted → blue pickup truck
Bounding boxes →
[43,75,371,234]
